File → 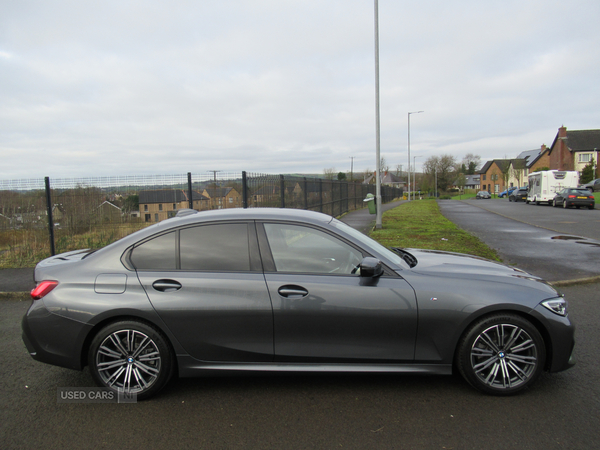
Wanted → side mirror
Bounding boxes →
[359,257,383,278]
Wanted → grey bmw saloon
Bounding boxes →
[22,208,575,399]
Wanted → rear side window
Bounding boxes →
[131,231,177,270]
[131,224,251,272]
[180,223,250,271]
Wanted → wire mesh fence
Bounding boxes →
[0,172,403,267]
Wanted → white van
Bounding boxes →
[527,170,579,205]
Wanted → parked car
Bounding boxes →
[552,188,595,209]
[23,208,575,399]
[476,191,491,199]
[498,187,517,198]
[509,187,528,202]
[580,178,600,193]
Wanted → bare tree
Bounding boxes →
[424,154,458,192]
[323,168,336,180]
[462,153,481,175]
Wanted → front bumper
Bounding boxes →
[531,303,575,373]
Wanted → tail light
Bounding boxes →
[567,195,576,199]
[31,281,58,300]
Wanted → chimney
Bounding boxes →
[541,144,547,152]
[558,126,567,138]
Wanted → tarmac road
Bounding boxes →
[2,282,598,450]
[2,200,599,449]
[438,199,600,282]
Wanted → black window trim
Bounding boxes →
[255,220,397,277]
[125,220,262,273]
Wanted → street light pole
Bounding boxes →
[407,111,423,202]
[374,0,382,228]
[413,155,422,200]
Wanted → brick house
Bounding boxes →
[139,190,208,223]
[479,160,513,194]
[202,187,241,209]
[548,126,600,175]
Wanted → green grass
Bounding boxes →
[369,200,501,261]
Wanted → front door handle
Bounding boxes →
[278,285,308,298]
[152,279,182,292]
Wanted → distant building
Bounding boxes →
[139,189,208,223]
[548,126,600,175]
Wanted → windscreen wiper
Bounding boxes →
[391,247,418,268]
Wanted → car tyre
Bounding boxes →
[563,201,568,209]
[456,313,545,396]
[88,320,174,400]
[552,199,557,207]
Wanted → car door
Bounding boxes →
[133,221,274,362]
[258,222,418,362]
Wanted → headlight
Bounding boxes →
[541,298,568,316]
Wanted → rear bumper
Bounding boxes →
[21,299,92,371]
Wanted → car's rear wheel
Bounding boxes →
[88,321,174,400]
[456,314,545,395]
[589,205,595,210]
[563,201,568,209]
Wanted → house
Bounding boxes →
[452,174,480,190]
[479,159,514,194]
[96,201,123,223]
[362,172,406,188]
[202,187,241,209]
[139,190,208,223]
[548,126,600,175]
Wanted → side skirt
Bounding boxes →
[176,356,452,378]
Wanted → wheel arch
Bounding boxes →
[452,309,553,372]
[79,314,179,375]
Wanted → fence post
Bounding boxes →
[242,171,248,209]
[44,177,56,256]
[280,175,285,208]
[319,179,323,213]
[187,172,193,209]
[303,177,308,210]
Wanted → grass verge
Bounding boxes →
[369,200,501,261]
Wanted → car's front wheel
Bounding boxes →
[456,314,545,395]
[553,199,557,207]
[88,321,174,400]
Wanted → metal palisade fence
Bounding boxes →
[0,172,403,267]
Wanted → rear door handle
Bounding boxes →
[278,285,308,298]
[152,279,182,292]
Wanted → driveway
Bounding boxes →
[438,199,600,282]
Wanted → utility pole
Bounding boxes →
[208,170,221,184]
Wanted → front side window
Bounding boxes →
[263,223,362,274]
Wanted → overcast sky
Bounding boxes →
[2,0,599,180]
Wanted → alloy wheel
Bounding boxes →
[95,329,162,394]
[469,323,538,390]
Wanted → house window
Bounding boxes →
[482,174,486,181]
[144,205,148,212]
[579,153,592,163]
[145,214,151,222]
[173,203,176,210]
[159,204,163,211]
